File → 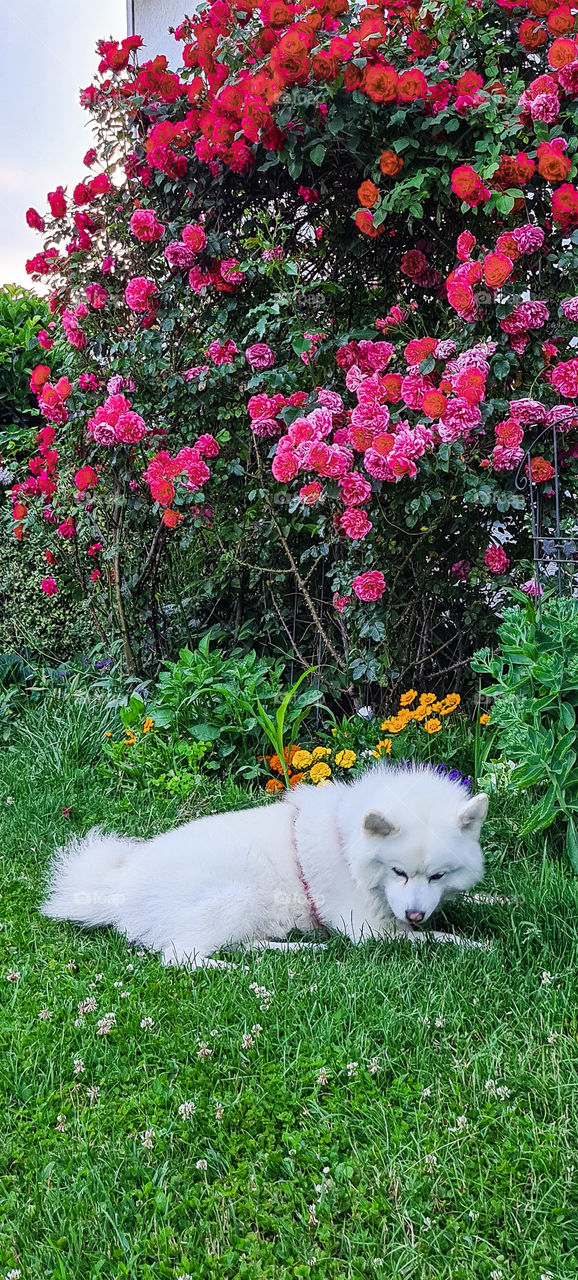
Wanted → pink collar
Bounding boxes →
[289,803,325,930]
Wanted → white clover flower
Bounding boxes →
[178,1100,196,1120]
[140,1129,155,1148]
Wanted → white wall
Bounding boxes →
[127,0,189,65]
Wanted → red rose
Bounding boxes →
[518,18,548,48]
[312,52,338,81]
[26,207,45,231]
[362,64,398,102]
[451,165,489,206]
[552,182,578,227]
[47,186,67,218]
[269,32,311,86]
[401,249,428,278]
[397,69,427,101]
[354,209,383,237]
[89,173,111,196]
[75,466,98,492]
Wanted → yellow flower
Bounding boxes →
[424,718,442,735]
[309,761,332,784]
[292,749,313,769]
[335,749,357,769]
[142,717,154,734]
[311,746,331,760]
[105,731,112,738]
[439,693,461,716]
[419,692,437,707]
[124,732,137,746]
[399,689,418,707]
[372,738,392,758]
[479,713,491,725]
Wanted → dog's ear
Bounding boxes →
[362,809,398,838]
[457,792,488,835]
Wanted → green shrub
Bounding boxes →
[472,597,578,870]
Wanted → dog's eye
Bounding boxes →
[428,872,445,882]
[392,867,407,879]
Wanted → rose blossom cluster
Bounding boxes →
[142,434,218,525]
[87,393,148,446]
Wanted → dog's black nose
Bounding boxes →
[406,910,425,923]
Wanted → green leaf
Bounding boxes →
[561,702,576,730]
[566,817,578,874]
[309,144,326,167]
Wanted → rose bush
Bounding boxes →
[9,0,578,696]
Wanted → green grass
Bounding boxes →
[1,700,578,1280]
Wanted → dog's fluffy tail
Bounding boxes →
[41,827,139,928]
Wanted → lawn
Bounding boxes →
[1,701,577,1280]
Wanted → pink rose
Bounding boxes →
[129,209,165,242]
[352,570,386,601]
[41,577,58,595]
[125,276,158,312]
[245,343,276,369]
[340,509,372,540]
[484,544,510,573]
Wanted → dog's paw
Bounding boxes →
[430,930,492,951]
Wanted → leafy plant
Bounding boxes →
[114,637,321,780]
[255,666,321,789]
[472,598,578,871]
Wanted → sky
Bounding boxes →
[0,0,127,287]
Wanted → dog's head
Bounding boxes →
[356,787,488,927]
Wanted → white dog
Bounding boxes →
[41,764,488,966]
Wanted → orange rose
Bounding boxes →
[483,252,514,288]
[548,36,578,65]
[379,149,404,176]
[537,141,572,182]
[397,69,427,101]
[422,391,447,419]
[357,179,380,208]
[496,231,521,261]
[547,4,575,33]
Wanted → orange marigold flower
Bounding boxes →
[479,713,491,725]
[142,717,154,734]
[268,754,283,775]
[419,693,437,707]
[289,771,305,787]
[424,718,442,735]
[266,777,284,794]
[399,689,418,707]
[372,738,392,758]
